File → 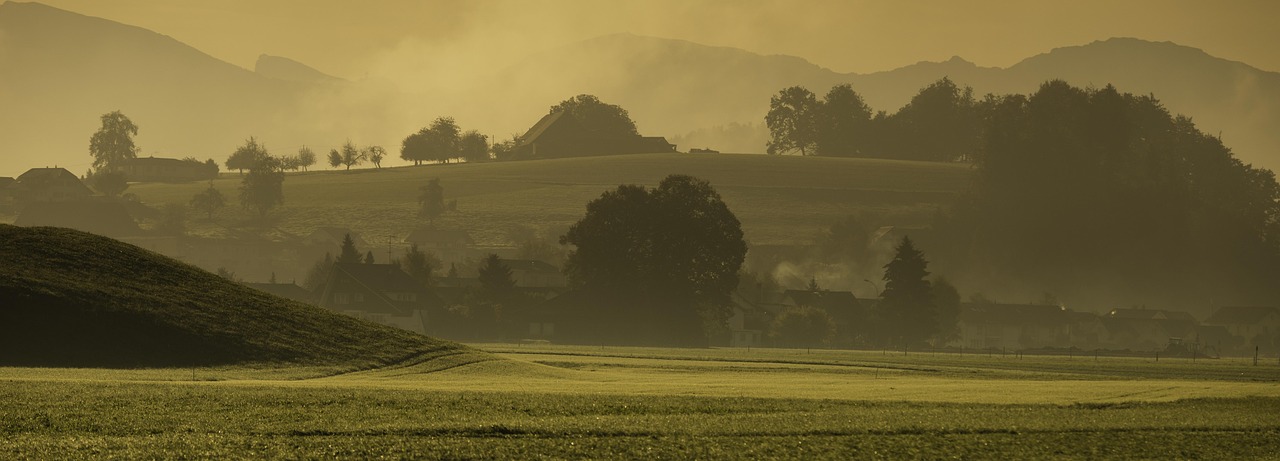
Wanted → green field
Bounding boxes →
[126,153,974,246]
[4,344,1278,459]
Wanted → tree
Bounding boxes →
[297,146,316,171]
[769,306,836,349]
[226,137,270,174]
[874,236,936,346]
[337,233,361,264]
[400,127,430,166]
[88,111,139,172]
[327,149,342,169]
[303,253,333,292]
[550,94,638,138]
[90,170,129,197]
[424,117,461,163]
[561,174,747,345]
[932,276,961,343]
[477,254,516,302]
[237,140,283,218]
[365,145,386,168]
[816,84,873,156]
[189,185,225,219]
[459,130,489,163]
[332,141,365,171]
[765,86,820,155]
[155,203,186,236]
[418,178,445,223]
[490,133,522,161]
[364,251,375,264]
[400,243,439,287]
[886,77,980,161]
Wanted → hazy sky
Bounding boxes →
[32,0,1280,78]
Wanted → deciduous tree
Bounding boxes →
[89,111,139,172]
[765,86,819,155]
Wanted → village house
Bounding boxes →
[0,177,15,201]
[500,258,567,288]
[315,263,442,335]
[12,167,93,202]
[514,110,676,159]
[118,157,215,182]
[1101,308,1199,351]
[1203,306,1280,349]
[951,303,1071,350]
[780,289,867,346]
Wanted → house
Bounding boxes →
[726,292,777,348]
[118,157,215,182]
[316,263,442,335]
[500,259,567,288]
[952,303,1071,350]
[1203,306,1280,346]
[0,177,15,200]
[404,227,474,262]
[12,167,93,202]
[780,289,868,346]
[513,110,677,159]
[1103,308,1199,350]
[14,197,140,238]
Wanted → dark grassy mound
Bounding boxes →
[0,225,460,368]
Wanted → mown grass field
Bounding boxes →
[3,344,1278,459]
[126,153,974,246]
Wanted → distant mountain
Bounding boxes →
[2,3,1276,174]
[256,54,345,84]
[493,34,1280,171]
[0,2,314,175]
[0,224,461,367]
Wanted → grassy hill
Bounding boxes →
[128,153,975,249]
[0,224,472,369]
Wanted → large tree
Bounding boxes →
[399,243,440,287]
[550,94,638,138]
[561,174,747,345]
[459,130,489,163]
[337,233,361,264]
[815,84,873,157]
[88,111,139,172]
[477,253,517,306]
[297,146,317,171]
[189,185,225,219]
[331,141,366,171]
[765,86,819,155]
[226,136,270,174]
[236,139,283,218]
[874,236,936,347]
[885,77,980,161]
[418,178,445,223]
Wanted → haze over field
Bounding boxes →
[2,1,1280,174]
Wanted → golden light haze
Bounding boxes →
[33,0,1280,78]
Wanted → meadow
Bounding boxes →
[3,343,1278,459]
[125,153,974,247]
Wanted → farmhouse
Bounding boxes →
[118,157,215,182]
[1203,306,1280,346]
[0,177,14,200]
[952,303,1070,350]
[12,167,93,202]
[514,110,676,159]
[500,258,567,288]
[315,263,441,334]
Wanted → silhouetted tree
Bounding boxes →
[816,84,873,156]
[364,251,375,264]
[337,233,361,264]
[332,141,366,170]
[400,127,429,166]
[400,243,439,287]
[297,146,316,171]
[424,117,461,163]
[490,134,522,161]
[765,86,820,155]
[886,77,980,161]
[365,145,386,168]
[418,178,445,223]
[155,203,186,236]
[237,141,283,218]
[189,185,225,219]
[562,174,747,345]
[459,130,489,163]
[327,149,342,169]
[550,94,638,138]
[90,170,129,197]
[874,236,936,346]
[478,254,516,302]
[89,111,139,172]
[226,137,270,174]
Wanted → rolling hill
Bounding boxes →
[3,2,1277,175]
[0,224,476,369]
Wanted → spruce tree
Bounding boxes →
[337,234,361,264]
[875,236,936,346]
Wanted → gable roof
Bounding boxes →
[319,263,440,315]
[1204,306,1280,325]
[517,111,566,147]
[15,168,93,195]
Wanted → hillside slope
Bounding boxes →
[0,224,468,368]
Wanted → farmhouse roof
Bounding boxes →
[517,111,566,147]
[15,167,93,195]
[1204,306,1279,325]
[321,263,439,315]
[0,177,15,189]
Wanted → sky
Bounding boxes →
[31,0,1280,79]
